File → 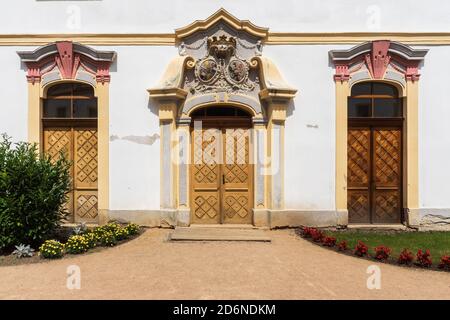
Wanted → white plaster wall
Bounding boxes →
[2,0,450,34]
[418,46,450,209]
[264,45,349,210]
[0,46,29,143]
[96,45,175,211]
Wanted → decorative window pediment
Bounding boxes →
[17,41,116,85]
[329,40,428,86]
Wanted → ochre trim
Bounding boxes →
[405,80,419,210]
[96,83,110,221]
[7,32,450,46]
[334,78,419,222]
[335,81,349,212]
[27,79,110,222]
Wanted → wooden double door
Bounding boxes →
[347,125,403,224]
[190,121,253,224]
[43,124,99,223]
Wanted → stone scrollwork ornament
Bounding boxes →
[189,35,256,94]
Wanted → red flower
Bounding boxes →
[374,245,391,261]
[398,249,414,265]
[354,241,369,257]
[310,229,325,242]
[416,249,432,268]
[322,236,337,247]
[438,255,450,270]
[337,240,348,251]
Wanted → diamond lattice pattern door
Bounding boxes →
[347,127,401,224]
[43,128,74,221]
[43,127,98,223]
[191,126,253,224]
[222,128,252,224]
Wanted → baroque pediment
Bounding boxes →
[148,9,296,117]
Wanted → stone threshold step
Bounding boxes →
[347,224,408,231]
[169,227,271,242]
[189,224,258,229]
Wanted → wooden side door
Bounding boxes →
[43,127,74,221]
[347,126,402,224]
[73,128,99,223]
[222,127,253,224]
[191,126,222,224]
[347,127,371,223]
[372,128,402,223]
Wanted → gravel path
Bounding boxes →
[0,228,449,299]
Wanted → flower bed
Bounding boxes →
[0,222,142,266]
[297,227,450,272]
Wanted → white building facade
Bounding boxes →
[2,0,450,230]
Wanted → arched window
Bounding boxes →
[191,106,251,118]
[348,82,402,118]
[43,83,97,119]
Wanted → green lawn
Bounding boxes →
[325,230,450,260]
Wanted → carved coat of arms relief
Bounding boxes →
[185,35,258,94]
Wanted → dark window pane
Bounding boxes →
[191,108,206,117]
[206,107,236,116]
[72,83,95,98]
[43,99,71,118]
[351,82,372,96]
[73,99,98,118]
[47,84,72,97]
[373,99,402,117]
[373,83,398,97]
[348,98,371,117]
[192,107,251,117]
[236,108,250,116]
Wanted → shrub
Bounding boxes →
[374,245,391,261]
[337,240,348,251]
[416,249,432,268]
[354,241,369,257]
[124,223,140,236]
[65,235,89,254]
[322,236,336,247]
[398,249,414,265]
[0,135,71,251]
[39,240,65,259]
[438,255,450,270]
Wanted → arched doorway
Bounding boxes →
[347,82,403,224]
[190,106,254,224]
[42,82,99,223]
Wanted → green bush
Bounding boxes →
[39,240,65,259]
[65,235,89,254]
[0,135,71,251]
[113,227,129,241]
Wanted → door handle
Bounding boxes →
[222,175,225,184]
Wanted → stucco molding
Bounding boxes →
[17,41,116,84]
[329,40,428,82]
[175,8,269,41]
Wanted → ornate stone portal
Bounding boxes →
[148,9,297,227]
